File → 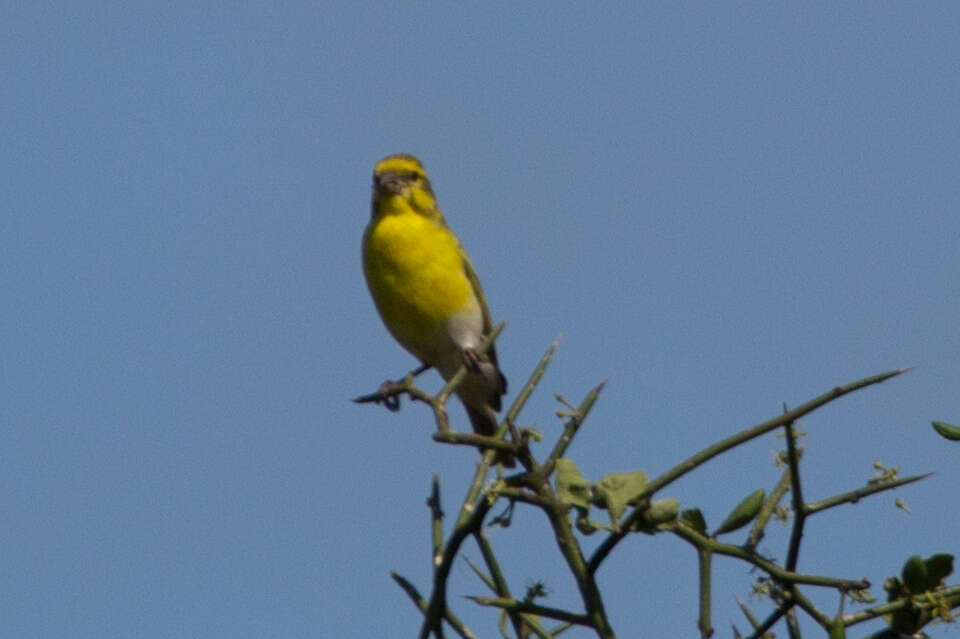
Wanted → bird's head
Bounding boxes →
[371,154,437,217]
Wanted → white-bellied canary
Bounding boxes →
[362,154,509,463]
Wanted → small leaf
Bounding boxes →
[932,420,960,441]
[554,458,592,511]
[713,489,765,536]
[591,470,648,522]
[901,555,927,593]
[889,605,922,635]
[632,499,681,534]
[643,499,679,526]
[924,553,954,587]
[680,508,707,535]
[884,576,903,601]
[575,516,602,535]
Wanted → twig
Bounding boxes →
[354,322,506,434]
[697,548,713,638]
[473,530,526,637]
[747,605,787,639]
[788,586,832,629]
[428,476,444,571]
[419,496,498,639]
[735,595,762,631]
[546,381,607,466]
[746,468,792,552]
[841,583,960,626]
[433,431,519,455]
[466,596,592,626]
[524,454,615,637]
[587,368,909,573]
[783,420,804,572]
[455,338,559,529]
[392,572,476,639]
[804,473,932,516]
[671,525,868,590]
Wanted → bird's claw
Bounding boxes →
[378,380,403,411]
[463,348,483,373]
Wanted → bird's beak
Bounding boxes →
[373,170,405,195]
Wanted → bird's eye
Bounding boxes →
[407,171,420,181]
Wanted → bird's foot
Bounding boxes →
[463,348,484,373]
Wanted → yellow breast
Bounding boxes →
[363,209,476,362]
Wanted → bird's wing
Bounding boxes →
[458,244,504,385]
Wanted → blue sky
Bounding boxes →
[3,3,959,637]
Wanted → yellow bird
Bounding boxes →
[362,154,508,460]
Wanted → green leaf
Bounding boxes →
[575,515,603,535]
[632,499,679,534]
[889,604,922,635]
[924,553,954,589]
[713,489,765,536]
[591,470,648,522]
[901,555,927,593]
[884,576,903,602]
[680,508,707,535]
[895,552,954,594]
[643,499,679,527]
[932,420,960,441]
[554,458,592,511]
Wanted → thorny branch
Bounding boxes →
[356,345,952,638]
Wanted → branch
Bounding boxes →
[697,548,713,638]
[429,475,444,571]
[354,322,506,434]
[525,463,615,637]
[392,572,476,639]
[587,368,909,573]
[432,431,519,455]
[464,553,562,639]
[418,498,494,639]
[841,583,960,627]
[747,605,787,639]
[783,420,804,572]
[671,524,869,590]
[787,586,833,629]
[546,381,607,466]
[466,596,592,626]
[472,530,528,637]
[455,338,559,529]
[804,473,932,516]
[746,467,792,552]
